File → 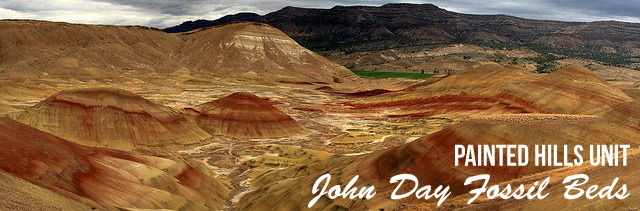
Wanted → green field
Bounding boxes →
[351,70,435,79]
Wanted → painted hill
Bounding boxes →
[417,149,640,210]
[0,117,230,210]
[193,92,305,138]
[10,88,212,151]
[0,20,184,78]
[600,99,640,128]
[0,171,91,210]
[240,113,640,210]
[176,22,354,83]
[346,64,633,117]
[238,65,640,210]
[0,20,354,83]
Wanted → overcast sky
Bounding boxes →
[1,0,639,29]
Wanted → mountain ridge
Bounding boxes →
[165,3,640,65]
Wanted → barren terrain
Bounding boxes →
[0,18,639,210]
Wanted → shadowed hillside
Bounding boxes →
[166,3,640,65]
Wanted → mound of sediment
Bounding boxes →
[194,92,304,138]
[600,99,640,129]
[426,150,640,210]
[0,80,56,106]
[176,22,355,83]
[11,88,211,151]
[0,20,184,78]
[240,113,640,210]
[0,104,19,114]
[0,171,91,210]
[0,117,229,210]
[347,64,633,117]
[0,20,352,83]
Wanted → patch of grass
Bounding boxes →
[351,70,435,79]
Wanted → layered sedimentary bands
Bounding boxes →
[2,13,640,211]
[177,22,354,83]
[0,171,91,210]
[456,151,640,210]
[346,64,633,117]
[0,20,354,83]
[193,92,305,138]
[418,149,640,210]
[0,117,230,210]
[241,111,640,210]
[11,88,211,151]
[239,65,640,210]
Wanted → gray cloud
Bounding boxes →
[0,0,639,28]
[422,0,640,22]
[93,0,224,16]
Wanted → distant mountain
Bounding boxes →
[166,3,640,65]
[164,13,261,33]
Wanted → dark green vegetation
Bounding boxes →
[531,53,563,73]
[166,4,640,69]
[351,70,434,79]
